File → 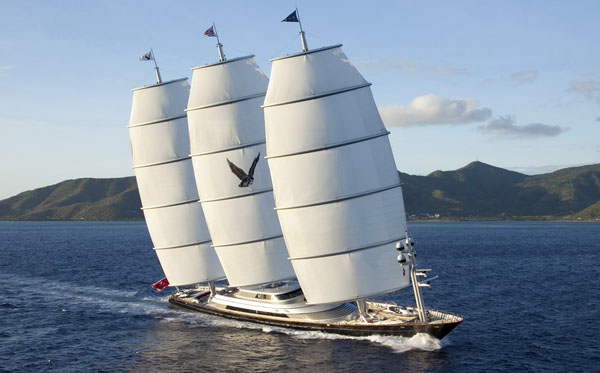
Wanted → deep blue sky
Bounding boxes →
[1,1,599,199]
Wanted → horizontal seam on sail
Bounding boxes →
[212,234,284,248]
[191,55,255,70]
[190,140,266,157]
[275,182,402,210]
[153,239,212,251]
[199,188,273,203]
[186,92,266,112]
[131,77,188,92]
[262,82,371,108]
[132,156,190,169]
[141,198,199,210]
[266,131,390,160]
[270,44,343,62]
[289,236,406,261]
[128,114,187,128]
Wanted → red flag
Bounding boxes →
[152,277,169,291]
[204,26,216,37]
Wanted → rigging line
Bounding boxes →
[131,77,188,92]
[270,33,303,58]
[222,43,253,56]
[304,32,339,46]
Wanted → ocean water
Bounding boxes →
[0,221,598,372]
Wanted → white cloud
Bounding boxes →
[480,115,567,138]
[508,70,539,85]
[570,80,600,105]
[508,163,590,175]
[379,94,492,126]
[0,65,14,76]
[355,58,468,76]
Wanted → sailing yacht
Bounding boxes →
[132,17,462,339]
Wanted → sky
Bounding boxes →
[1,0,599,199]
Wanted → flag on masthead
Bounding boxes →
[139,50,154,61]
[204,26,216,37]
[138,49,161,83]
[281,8,308,52]
[281,10,299,22]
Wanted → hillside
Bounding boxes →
[401,162,600,219]
[0,177,142,220]
[1,162,599,221]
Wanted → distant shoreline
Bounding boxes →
[1,218,598,223]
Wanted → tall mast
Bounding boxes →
[296,8,308,52]
[398,235,428,322]
[151,48,162,83]
[213,23,226,62]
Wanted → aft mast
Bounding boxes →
[265,11,414,307]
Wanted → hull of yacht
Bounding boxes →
[168,288,463,339]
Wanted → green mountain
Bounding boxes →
[1,162,599,221]
[401,162,600,219]
[0,177,141,220]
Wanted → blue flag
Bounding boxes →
[282,10,299,23]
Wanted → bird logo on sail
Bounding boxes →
[227,152,260,187]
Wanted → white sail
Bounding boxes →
[129,78,225,286]
[264,45,410,304]
[187,56,295,287]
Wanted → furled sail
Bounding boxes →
[186,56,295,287]
[129,78,225,286]
[264,45,410,304]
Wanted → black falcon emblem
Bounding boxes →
[227,152,260,188]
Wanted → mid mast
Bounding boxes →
[185,28,295,287]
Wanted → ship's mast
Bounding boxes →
[297,8,308,52]
[212,23,226,62]
[151,48,162,83]
[398,234,429,322]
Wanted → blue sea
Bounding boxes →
[0,221,598,372]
